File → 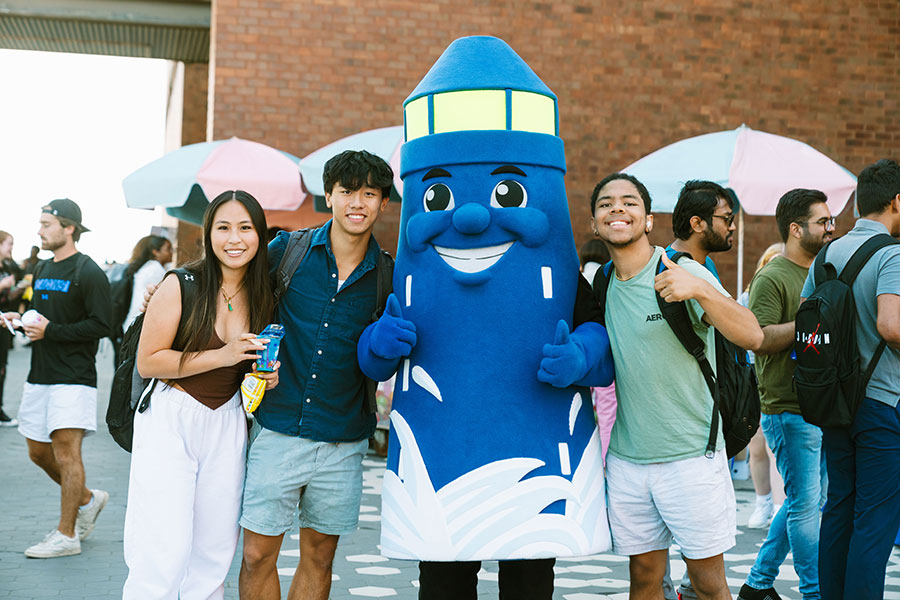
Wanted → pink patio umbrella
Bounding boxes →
[123,137,306,224]
[623,124,857,290]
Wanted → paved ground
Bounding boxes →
[2,337,899,599]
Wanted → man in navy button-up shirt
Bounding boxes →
[256,222,380,442]
[239,150,394,600]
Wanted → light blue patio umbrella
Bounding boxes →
[298,126,403,211]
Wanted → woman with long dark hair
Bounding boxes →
[122,191,276,599]
[0,230,26,425]
[122,234,172,329]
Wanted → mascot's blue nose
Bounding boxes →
[451,203,491,235]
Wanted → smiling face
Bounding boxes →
[326,182,389,241]
[797,201,834,255]
[209,200,259,273]
[591,178,652,248]
[402,163,556,286]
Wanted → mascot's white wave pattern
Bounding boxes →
[381,411,610,560]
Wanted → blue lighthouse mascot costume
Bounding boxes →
[358,35,614,595]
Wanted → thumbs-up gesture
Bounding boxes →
[538,320,587,388]
[654,252,704,303]
[368,294,417,359]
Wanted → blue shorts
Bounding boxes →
[239,418,368,537]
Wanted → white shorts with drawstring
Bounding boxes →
[606,449,736,559]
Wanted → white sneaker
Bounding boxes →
[731,457,750,480]
[0,409,17,427]
[24,529,81,558]
[747,496,775,529]
[75,489,109,540]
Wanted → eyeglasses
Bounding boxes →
[710,214,735,226]
[797,217,836,228]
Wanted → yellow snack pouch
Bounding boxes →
[241,375,266,413]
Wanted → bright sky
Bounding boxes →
[0,49,169,265]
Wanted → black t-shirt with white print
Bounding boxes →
[28,253,111,387]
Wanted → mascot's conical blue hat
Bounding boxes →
[401,36,565,177]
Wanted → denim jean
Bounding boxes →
[746,411,825,599]
[819,398,900,600]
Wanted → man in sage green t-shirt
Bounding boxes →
[737,189,833,600]
[590,173,762,600]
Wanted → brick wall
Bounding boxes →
[206,0,899,295]
[182,63,208,146]
[174,62,210,266]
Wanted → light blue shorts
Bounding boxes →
[239,419,368,537]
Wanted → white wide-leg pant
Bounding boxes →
[123,384,247,600]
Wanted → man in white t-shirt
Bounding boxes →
[590,173,763,599]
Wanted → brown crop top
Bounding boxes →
[172,331,248,410]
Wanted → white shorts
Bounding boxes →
[606,450,736,559]
[17,383,98,443]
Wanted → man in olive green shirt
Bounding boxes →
[738,189,833,600]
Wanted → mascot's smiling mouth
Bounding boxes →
[432,242,514,273]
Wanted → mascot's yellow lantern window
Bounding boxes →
[404,89,557,142]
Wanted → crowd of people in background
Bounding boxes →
[1,155,899,600]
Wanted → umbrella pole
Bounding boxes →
[737,208,744,295]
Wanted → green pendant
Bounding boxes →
[227,301,233,311]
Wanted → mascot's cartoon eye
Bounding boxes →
[490,180,527,208]
[424,183,455,212]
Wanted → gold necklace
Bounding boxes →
[221,282,244,311]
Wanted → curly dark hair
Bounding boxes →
[323,150,393,199]
[590,173,652,215]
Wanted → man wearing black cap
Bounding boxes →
[2,199,111,558]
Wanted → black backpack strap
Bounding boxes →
[838,234,900,285]
[32,258,47,281]
[172,268,199,318]
[656,252,720,458]
[68,253,89,287]
[274,229,313,306]
[364,249,395,413]
[591,260,614,327]
[838,233,900,391]
[666,248,694,263]
[813,240,836,284]
[137,375,158,413]
[136,267,197,413]
[373,250,394,321]
[37,253,89,288]
[166,268,201,354]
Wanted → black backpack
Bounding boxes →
[272,228,394,412]
[108,264,135,339]
[793,234,899,428]
[106,268,197,451]
[32,254,90,293]
[593,251,760,458]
